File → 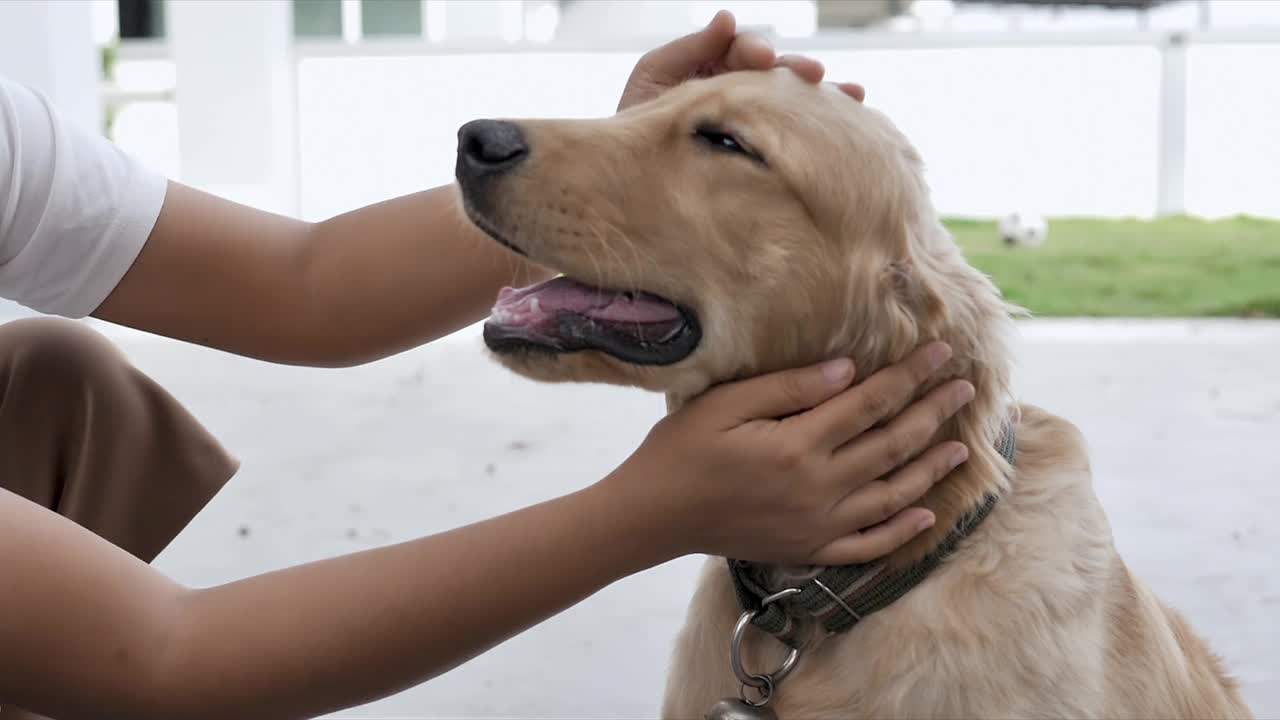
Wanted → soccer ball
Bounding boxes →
[998,212,1048,248]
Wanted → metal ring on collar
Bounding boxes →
[739,674,774,707]
[730,587,803,688]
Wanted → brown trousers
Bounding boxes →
[0,317,240,719]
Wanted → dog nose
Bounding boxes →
[457,119,528,179]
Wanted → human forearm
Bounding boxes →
[155,476,673,718]
[0,471,670,720]
[95,182,549,367]
[294,184,550,366]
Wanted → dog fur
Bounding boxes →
[460,68,1252,719]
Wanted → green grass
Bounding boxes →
[945,215,1280,318]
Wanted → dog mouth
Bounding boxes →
[463,203,701,366]
[483,277,701,366]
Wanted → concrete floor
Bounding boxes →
[68,317,1280,717]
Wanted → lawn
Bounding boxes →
[945,215,1280,318]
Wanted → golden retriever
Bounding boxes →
[453,68,1252,719]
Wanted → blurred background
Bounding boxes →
[1,1,1278,718]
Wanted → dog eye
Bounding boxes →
[694,125,765,165]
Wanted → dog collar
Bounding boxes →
[726,419,1017,650]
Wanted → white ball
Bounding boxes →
[998,212,1048,248]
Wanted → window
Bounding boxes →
[119,0,429,42]
[294,0,344,37]
[117,0,166,39]
[293,0,425,39]
[362,0,424,36]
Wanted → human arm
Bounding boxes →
[2,37,535,367]
[92,181,551,367]
[0,343,970,719]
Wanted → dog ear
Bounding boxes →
[861,210,952,366]
[887,222,953,329]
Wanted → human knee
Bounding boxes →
[0,318,132,395]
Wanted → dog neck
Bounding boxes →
[724,425,1014,649]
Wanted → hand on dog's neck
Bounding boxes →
[664,237,1019,574]
[665,377,1013,576]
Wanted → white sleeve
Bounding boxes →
[0,74,168,318]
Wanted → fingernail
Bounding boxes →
[950,444,969,467]
[916,513,936,532]
[927,343,952,371]
[822,358,854,385]
[956,381,976,404]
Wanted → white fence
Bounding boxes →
[109,29,1280,222]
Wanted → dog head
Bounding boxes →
[458,69,1011,408]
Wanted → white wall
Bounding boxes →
[1184,44,1280,218]
[289,39,1277,222]
[167,0,298,215]
[295,51,638,220]
[555,0,697,39]
[816,44,1163,218]
[0,0,100,136]
[554,0,815,40]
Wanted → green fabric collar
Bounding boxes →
[727,420,1017,649]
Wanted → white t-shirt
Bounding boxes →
[0,74,168,318]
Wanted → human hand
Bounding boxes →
[603,342,974,566]
[617,9,866,113]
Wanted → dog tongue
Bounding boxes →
[492,276,681,325]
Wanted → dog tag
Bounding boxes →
[704,697,779,720]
